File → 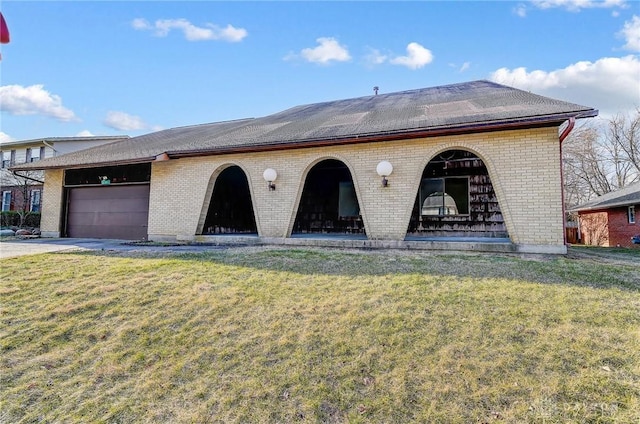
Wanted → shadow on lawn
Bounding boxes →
[62,244,640,291]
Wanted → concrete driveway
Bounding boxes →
[0,238,233,259]
[0,238,131,259]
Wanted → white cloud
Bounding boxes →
[490,55,640,118]
[390,42,434,70]
[103,111,147,131]
[531,0,627,11]
[76,130,95,137]
[448,62,472,73]
[299,37,351,64]
[131,18,151,31]
[514,4,528,17]
[0,131,14,143]
[619,15,640,51]
[365,48,388,66]
[516,0,626,17]
[0,84,77,122]
[459,62,471,72]
[132,18,247,42]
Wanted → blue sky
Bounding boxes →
[0,0,638,142]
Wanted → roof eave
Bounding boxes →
[166,111,596,159]
[0,135,129,149]
[9,109,597,170]
[8,156,157,172]
[573,200,640,212]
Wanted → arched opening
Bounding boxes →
[407,150,508,239]
[202,166,257,235]
[292,159,365,236]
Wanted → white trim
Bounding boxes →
[2,191,11,212]
[30,189,41,212]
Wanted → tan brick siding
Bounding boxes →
[147,127,565,247]
[40,169,64,237]
[42,127,567,249]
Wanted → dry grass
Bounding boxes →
[1,246,639,423]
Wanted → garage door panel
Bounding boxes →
[96,211,149,226]
[69,224,147,240]
[66,185,150,240]
[70,200,147,214]
[67,212,149,227]
[67,212,98,226]
[70,200,149,214]
[69,199,113,213]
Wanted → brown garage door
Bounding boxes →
[65,184,150,240]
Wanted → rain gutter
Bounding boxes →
[11,170,44,184]
[558,117,576,247]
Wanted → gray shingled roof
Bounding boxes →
[0,135,129,149]
[12,80,597,171]
[571,182,640,212]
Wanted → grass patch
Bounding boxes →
[1,247,639,423]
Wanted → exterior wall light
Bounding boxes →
[376,160,393,187]
[263,168,277,191]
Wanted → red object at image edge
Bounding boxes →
[1,12,10,44]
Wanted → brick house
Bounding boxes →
[11,81,597,254]
[571,182,640,248]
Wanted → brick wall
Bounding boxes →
[40,168,64,237]
[607,206,639,248]
[144,127,565,250]
[39,127,566,251]
[579,211,609,246]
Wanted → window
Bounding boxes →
[2,191,11,212]
[1,151,9,168]
[29,147,41,162]
[629,206,636,224]
[420,177,469,216]
[30,190,41,212]
[338,181,359,218]
[65,163,152,186]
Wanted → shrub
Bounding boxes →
[0,211,41,228]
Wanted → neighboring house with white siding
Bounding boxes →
[1,136,128,215]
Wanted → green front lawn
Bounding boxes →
[1,247,639,423]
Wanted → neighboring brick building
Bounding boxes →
[11,81,598,253]
[572,182,640,248]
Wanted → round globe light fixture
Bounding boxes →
[376,161,393,187]
[263,168,277,190]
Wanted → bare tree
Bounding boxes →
[579,212,609,246]
[607,108,640,182]
[0,170,43,228]
[563,109,640,208]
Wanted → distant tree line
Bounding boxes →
[563,108,639,208]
